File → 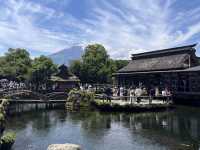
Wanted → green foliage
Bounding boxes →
[0,46,128,86]
[114,60,129,70]
[0,99,10,130]
[0,48,58,90]
[70,44,128,83]
[67,89,94,103]
[0,132,16,150]
[1,99,9,108]
[69,60,82,78]
[29,55,58,90]
[0,48,32,81]
[67,89,82,102]
[0,113,5,124]
[81,44,109,83]
[81,91,95,102]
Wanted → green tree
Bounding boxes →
[0,48,32,81]
[70,44,112,83]
[69,44,129,84]
[69,60,82,78]
[114,60,129,70]
[30,56,57,90]
[81,44,110,83]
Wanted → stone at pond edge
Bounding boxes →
[47,143,82,150]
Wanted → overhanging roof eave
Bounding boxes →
[113,68,200,76]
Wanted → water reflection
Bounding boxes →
[6,105,200,150]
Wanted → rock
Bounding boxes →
[47,143,82,150]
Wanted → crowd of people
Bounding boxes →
[113,86,171,97]
[112,86,172,103]
[0,79,26,90]
[79,84,172,103]
[80,84,171,103]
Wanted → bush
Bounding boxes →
[0,99,10,133]
[67,89,82,103]
[1,99,9,108]
[81,91,94,102]
[67,89,94,103]
[0,113,5,123]
[0,132,16,150]
[0,113,5,133]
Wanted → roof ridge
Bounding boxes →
[131,44,197,59]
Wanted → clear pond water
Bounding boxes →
[6,104,200,150]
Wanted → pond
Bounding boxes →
[5,104,200,150]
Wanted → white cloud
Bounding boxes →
[82,0,200,59]
[0,0,77,53]
[0,0,200,58]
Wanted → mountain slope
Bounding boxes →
[49,46,83,65]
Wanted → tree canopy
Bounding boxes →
[70,44,129,83]
[0,49,57,90]
[0,44,129,86]
[29,55,57,89]
[0,48,32,81]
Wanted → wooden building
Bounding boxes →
[50,65,80,92]
[113,44,200,103]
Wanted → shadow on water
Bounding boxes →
[5,104,200,150]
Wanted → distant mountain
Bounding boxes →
[49,46,83,65]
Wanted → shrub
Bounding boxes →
[67,89,82,103]
[67,89,94,103]
[0,132,16,150]
[1,99,9,108]
[0,113,5,123]
[81,91,94,102]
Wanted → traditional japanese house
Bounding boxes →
[50,64,80,92]
[113,44,200,103]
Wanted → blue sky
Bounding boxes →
[0,0,200,58]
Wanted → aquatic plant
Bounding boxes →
[0,132,16,150]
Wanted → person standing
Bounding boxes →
[162,88,167,103]
[130,87,135,104]
[105,87,112,103]
[120,86,124,100]
[149,88,155,104]
[135,87,142,103]
[80,85,84,91]
[87,85,92,92]
[112,87,118,100]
